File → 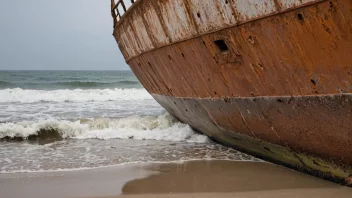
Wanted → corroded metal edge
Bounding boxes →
[152,93,352,186]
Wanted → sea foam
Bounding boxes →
[0,114,208,143]
[0,88,152,103]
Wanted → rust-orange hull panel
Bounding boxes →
[112,0,352,185]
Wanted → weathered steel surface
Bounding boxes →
[112,0,352,185]
[113,0,327,61]
[233,0,277,22]
[187,0,237,34]
[125,0,352,98]
[130,9,154,52]
[152,93,352,185]
[278,0,320,10]
[142,1,170,46]
[158,0,198,42]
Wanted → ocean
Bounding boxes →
[0,70,258,173]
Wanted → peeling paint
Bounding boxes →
[278,0,322,10]
[131,10,154,51]
[142,1,170,45]
[187,0,237,33]
[158,0,198,42]
[233,0,278,22]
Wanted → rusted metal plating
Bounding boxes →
[124,0,352,98]
[111,0,352,185]
[112,0,325,60]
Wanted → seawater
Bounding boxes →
[0,70,259,173]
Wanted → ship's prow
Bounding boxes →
[111,0,352,186]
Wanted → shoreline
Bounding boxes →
[0,159,263,174]
[0,160,351,198]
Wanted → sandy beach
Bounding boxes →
[1,160,351,198]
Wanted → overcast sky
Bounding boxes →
[0,0,129,70]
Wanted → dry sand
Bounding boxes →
[0,160,351,198]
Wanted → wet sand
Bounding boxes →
[0,160,351,198]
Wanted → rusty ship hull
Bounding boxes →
[111,0,352,185]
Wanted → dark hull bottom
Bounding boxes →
[152,93,352,185]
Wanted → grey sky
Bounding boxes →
[0,1,129,70]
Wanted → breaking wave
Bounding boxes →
[0,88,152,103]
[0,114,208,143]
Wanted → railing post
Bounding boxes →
[111,0,118,28]
[120,0,127,12]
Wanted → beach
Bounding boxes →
[1,71,351,198]
[2,0,352,196]
[1,160,351,198]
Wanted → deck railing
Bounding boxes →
[111,0,137,28]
